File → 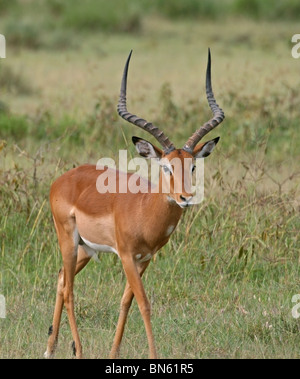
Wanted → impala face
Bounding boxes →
[133,135,220,208]
[160,150,195,208]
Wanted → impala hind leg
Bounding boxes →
[44,267,64,359]
[116,257,157,359]
[110,261,150,358]
[109,281,133,359]
[45,246,91,359]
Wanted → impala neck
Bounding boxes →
[142,175,183,231]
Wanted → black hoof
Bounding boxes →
[71,341,76,356]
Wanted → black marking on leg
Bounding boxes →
[48,325,53,336]
[72,341,76,356]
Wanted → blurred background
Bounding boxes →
[0,0,299,155]
[0,0,299,359]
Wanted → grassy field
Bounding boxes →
[0,1,300,359]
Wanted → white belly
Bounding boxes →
[81,236,119,258]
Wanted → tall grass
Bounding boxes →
[0,64,33,95]
[1,133,299,358]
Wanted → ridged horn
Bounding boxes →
[183,49,225,153]
[117,50,175,154]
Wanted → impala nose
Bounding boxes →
[180,195,193,205]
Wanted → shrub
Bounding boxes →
[0,64,33,95]
[5,21,41,49]
[59,0,142,33]
[0,113,29,139]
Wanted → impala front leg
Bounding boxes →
[120,256,157,359]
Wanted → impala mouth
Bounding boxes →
[177,195,194,208]
[167,195,194,208]
[177,202,193,208]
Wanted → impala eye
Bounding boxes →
[163,165,172,175]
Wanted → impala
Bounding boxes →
[44,49,225,359]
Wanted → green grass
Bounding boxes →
[0,2,300,359]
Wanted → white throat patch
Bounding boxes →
[166,225,175,237]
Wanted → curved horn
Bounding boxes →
[183,49,225,153]
[117,50,175,154]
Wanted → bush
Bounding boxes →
[149,0,223,19]
[5,21,41,49]
[0,113,29,139]
[58,0,142,33]
[0,64,33,95]
[0,0,17,13]
[233,0,300,20]
[0,100,9,115]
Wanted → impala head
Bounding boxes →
[118,50,225,208]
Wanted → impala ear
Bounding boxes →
[132,136,163,159]
[193,137,220,158]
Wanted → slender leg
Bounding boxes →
[45,246,91,358]
[62,248,82,358]
[75,246,91,275]
[109,281,133,359]
[121,257,157,359]
[44,267,64,359]
[110,262,149,358]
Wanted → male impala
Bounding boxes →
[44,49,225,359]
